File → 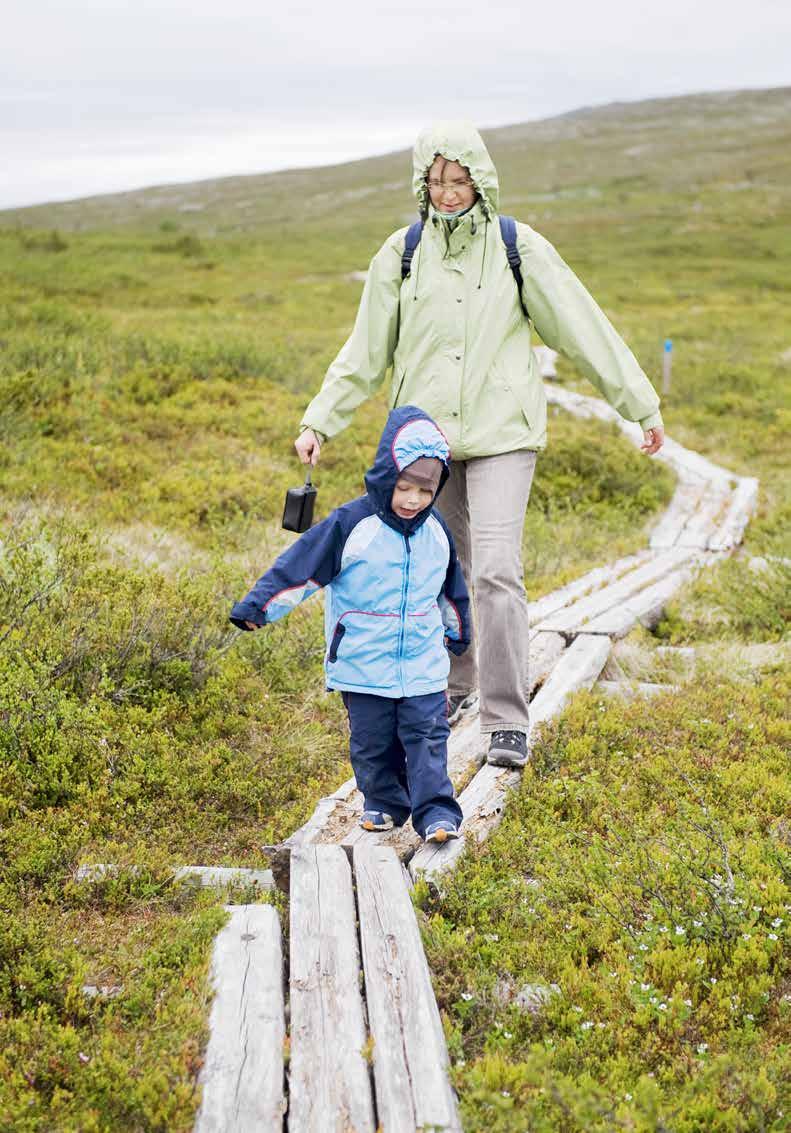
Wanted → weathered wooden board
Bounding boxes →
[528,551,652,626]
[582,559,701,637]
[74,863,274,890]
[194,904,285,1133]
[411,635,610,882]
[528,633,612,725]
[283,776,359,849]
[354,845,462,1133]
[596,680,679,699]
[288,846,375,1133]
[536,548,694,634]
[649,477,707,549]
[675,489,732,548]
[708,476,759,551]
[528,631,567,694]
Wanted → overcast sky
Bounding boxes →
[2,0,789,209]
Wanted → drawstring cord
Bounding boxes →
[477,217,489,291]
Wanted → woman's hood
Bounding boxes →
[364,405,450,536]
[412,121,499,219]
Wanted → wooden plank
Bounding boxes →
[529,551,652,627]
[354,845,462,1133]
[649,477,707,549]
[537,549,694,633]
[74,863,274,890]
[411,635,610,882]
[582,559,701,637]
[529,634,612,725]
[676,490,732,548]
[283,776,359,849]
[288,846,375,1133]
[708,476,759,551]
[194,904,285,1133]
[596,680,679,699]
[528,631,567,694]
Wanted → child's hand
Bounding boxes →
[244,621,261,631]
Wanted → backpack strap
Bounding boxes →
[498,215,530,320]
[401,220,424,280]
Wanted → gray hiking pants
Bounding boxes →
[437,449,537,735]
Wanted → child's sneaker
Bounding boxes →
[486,729,529,768]
[360,810,394,832]
[447,690,479,725]
[424,820,460,844]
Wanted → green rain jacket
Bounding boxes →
[301,121,662,459]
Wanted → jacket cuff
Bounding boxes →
[229,601,267,631]
[299,424,327,444]
[638,411,664,432]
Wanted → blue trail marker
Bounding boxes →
[662,338,673,394]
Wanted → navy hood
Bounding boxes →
[364,406,451,535]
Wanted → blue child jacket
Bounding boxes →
[230,406,471,698]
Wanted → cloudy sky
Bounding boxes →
[2,0,789,209]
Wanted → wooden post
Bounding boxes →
[662,337,672,394]
[288,845,376,1133]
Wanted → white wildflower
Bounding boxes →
[675,925,686,936]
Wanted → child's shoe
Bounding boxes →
[424,820,460,844]
[360,810,394,832]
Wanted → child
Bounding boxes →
[230,406,471,843]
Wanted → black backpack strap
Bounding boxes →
[498,215,530,320]
[401,220,424,280]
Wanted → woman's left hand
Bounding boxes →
[641,426,665,455]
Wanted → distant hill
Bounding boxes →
[4,86,790,234]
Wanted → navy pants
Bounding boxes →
[341,690,463,839]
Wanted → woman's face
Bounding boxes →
[426,156,476,214]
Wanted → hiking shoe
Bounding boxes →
[360,810,394,832]
[486,729,529,768]
[447,690,479,725]
[424,820,461,844]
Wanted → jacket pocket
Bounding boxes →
[327,621,346,663]
[490,361,534,430]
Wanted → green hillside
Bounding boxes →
[0,88,788,1130]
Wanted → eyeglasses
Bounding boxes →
[426,178,474,193]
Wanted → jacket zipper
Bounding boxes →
[397,535,411,693]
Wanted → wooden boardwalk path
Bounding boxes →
[133,386,757,1131]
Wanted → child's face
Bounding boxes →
[391,477,435,520]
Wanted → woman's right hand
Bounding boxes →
[295,428,322,466]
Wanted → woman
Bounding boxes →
[295,121,664,768]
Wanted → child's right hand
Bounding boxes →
[244,621,261,631]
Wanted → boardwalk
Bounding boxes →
[148,386,758,1131]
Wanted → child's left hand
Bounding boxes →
[244,621,260,631]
